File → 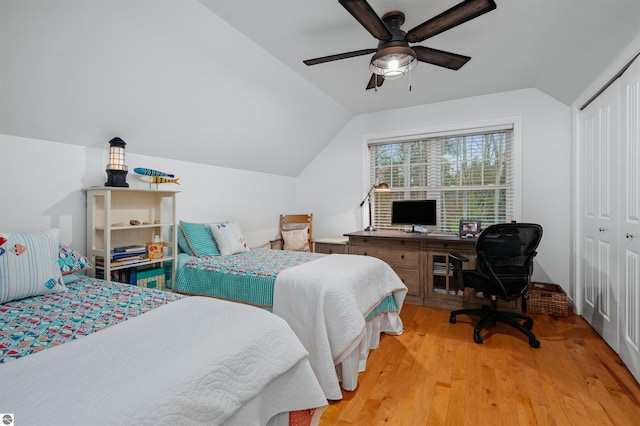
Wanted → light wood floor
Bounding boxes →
[320,304,640,425]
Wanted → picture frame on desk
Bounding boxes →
[459,219,481,238]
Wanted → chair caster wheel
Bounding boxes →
[529,339,540,348]
[473,333,483,344]
[449,314,456,324]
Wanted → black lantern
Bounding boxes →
[104,137,129,187]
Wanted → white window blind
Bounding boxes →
[368,127,514,233]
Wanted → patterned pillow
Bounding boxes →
[180,221,220,257]
[282,227,310,252]
[208,222,249,256]
[58,244,93,275]
[0,228,67,304]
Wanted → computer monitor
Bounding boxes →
[391,200,437,233]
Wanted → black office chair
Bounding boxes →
[449,223,543,348]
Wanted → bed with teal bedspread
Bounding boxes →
[173,248,407,400]
[174,248,398,319]
[0,229,328,423]
[0,277,327,424]
[0,277,183,362]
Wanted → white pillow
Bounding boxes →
[208,222,250,256]
[0,228,67,304]
[282,227,310,252]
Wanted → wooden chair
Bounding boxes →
[270,214,313,252]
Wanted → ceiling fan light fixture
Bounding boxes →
[369,46,417,80]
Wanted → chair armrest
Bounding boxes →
[269,239,283,250]
[449,253,469,263]
[449,253,469,289]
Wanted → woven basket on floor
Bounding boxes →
[526,282,568,317]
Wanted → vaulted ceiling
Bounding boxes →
[201,0,640,114]
[1,0,639,177]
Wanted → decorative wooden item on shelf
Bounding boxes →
[134,167,180,186]
[134,167,175,177]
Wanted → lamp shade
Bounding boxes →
[369,46,417,80]
[374,183,390,191]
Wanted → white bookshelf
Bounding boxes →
[85,187,179,288]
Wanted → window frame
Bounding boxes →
[362,118,523,232]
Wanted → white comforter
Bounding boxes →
[273,254,407,400]
[0,297,327,426]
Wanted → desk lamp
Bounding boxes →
[359,183,389,231]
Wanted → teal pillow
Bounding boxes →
[179,221,220,257]
[63,273,81,284]
[173,225,193,255]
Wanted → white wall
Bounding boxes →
[0,134,297,250]
[0,88,574,295]
[0,0,351,177]
[297,88,572,292]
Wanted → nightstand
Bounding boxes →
[314,237,349,254]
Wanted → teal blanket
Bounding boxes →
[174,249,397,319]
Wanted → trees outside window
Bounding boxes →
[368,128,514,233]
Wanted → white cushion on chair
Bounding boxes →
[282,227,310,252]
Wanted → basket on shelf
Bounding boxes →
[525,282,568,317]
[136,266,166,290]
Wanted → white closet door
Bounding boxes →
[579,80,620,351]
[619,58,640,383]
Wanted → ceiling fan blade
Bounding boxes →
[366,73,384,90]
[405,0,497,43]
[339,0,392,41]
[303,48,376,66]
[413,46,471,70]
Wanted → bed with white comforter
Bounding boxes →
[0,281,327,426]
[175,249,408,400]
[274,253,406,400]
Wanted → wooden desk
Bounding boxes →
[344,230,520,312]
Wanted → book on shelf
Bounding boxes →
[111,251,146,261]
[128,267,137,285]
[112,244,147,254]
[112,256,146,265]
[95,256,153,269]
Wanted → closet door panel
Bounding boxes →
[619,57,640,383]
[579,80,619,350]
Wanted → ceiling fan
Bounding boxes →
[303,0,497,90]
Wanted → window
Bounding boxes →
[368,126,514,233]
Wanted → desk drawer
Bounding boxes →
[350,244,420,268]
[393,266,420,297]
[349,237,420,250]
